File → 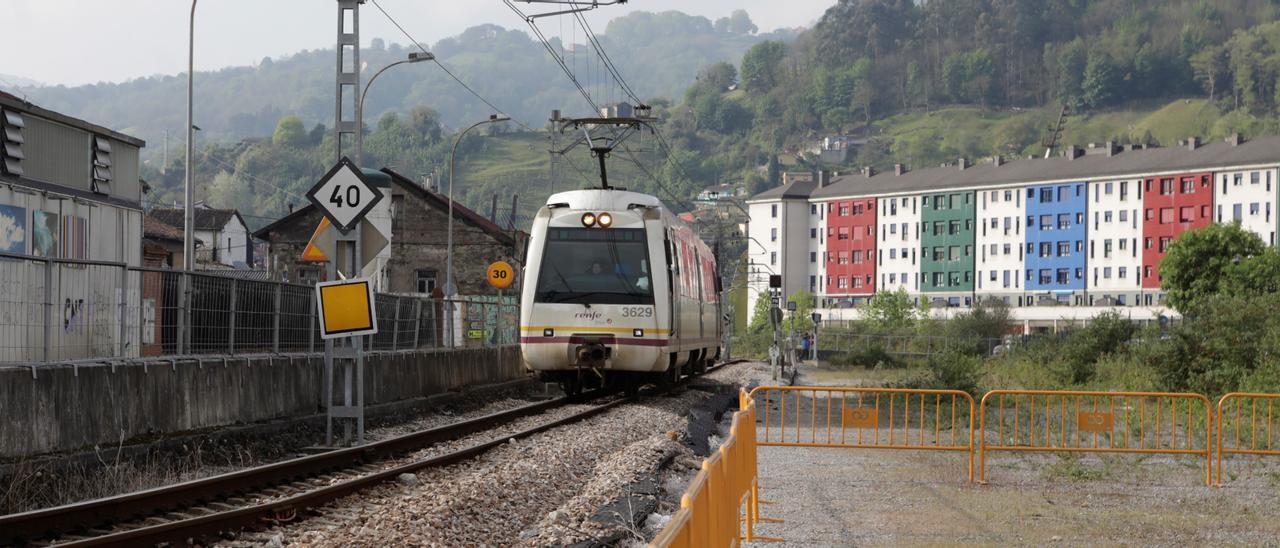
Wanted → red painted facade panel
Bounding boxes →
[824,197,877,295]
[1141,171,1214,289]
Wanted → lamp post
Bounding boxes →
[356,51,434,162]
[445,114,509,297]
[184,0,197,271]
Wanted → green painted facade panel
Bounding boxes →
[919,191,976,292]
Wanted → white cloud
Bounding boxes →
[1,0,832,86]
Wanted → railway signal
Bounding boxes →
[306,157,384,233]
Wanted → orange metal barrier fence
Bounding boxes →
[1216,393,1280,485]
[651,390,773,547]
[979,390,1213,485]
[653,388,1280,547]
[749,386,977,481]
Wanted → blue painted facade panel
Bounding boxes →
[1024,182,1088,291]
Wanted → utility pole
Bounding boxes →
[184,0,197,271]
[325,0,365,447]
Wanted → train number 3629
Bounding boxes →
[621,306,653,318]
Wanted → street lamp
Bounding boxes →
[445,114,510,296]
[356,50,434,162]
[184,0,197,271]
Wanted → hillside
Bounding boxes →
[9,10,795,156]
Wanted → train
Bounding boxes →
[519,188,723,395]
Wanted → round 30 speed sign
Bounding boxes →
[487,261,515,289]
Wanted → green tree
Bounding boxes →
[1160,223,1268,313]
[740,41,786,93]
[862,288,918,331]
[943,297,1011,356]
[1190,44,1229,102]
[779,290,816,343]
[272,115,307,147]
[1080,52,1119,109]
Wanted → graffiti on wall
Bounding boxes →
[63,297,85,333]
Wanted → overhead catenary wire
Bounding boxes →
[370,0,537,132]
[503,0,599,114]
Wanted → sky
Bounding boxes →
[0,0,834,87]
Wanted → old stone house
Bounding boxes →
[254,167,526,297]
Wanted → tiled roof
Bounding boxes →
[149,207,242,231]
[143,214,185,242]
[747,180,818,202]
[744,136,1280,202]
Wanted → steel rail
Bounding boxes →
[1,390,598,545]
[4,361,736,546]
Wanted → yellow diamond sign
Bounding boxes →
[316,277,378,339]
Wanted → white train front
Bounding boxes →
[519,189,722,394]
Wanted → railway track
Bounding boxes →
[1,361,734,547]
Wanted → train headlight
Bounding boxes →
[543,328,554,337]
[597,212,613,228]
[633,328,644,338]
[581,213,596,227]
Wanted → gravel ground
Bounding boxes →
[749,445,1280,546]
[239,372,746,547]
[737,362,1280,546]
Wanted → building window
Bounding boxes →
[415,269,438,294]
[1118,267,1127,279]
[1159,237,1172,253]
[771,227,778,241]
[809,252,816,263]
[770,251,777,265]
[810,228,817,239]
[771,204,778,218]
[1181,178,1195,193]
[1160,179,1173,195]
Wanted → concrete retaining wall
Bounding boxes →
[0,347,525,459]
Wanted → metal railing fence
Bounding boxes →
[0,251,517,364]
[815,330,1006,359]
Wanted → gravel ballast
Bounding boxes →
[249,374,746,547]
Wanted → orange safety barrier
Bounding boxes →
[1215,393,1280,485]
[979,390,1213,485]
[748,386,977,481]
[651,390,777,547]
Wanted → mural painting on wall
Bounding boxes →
[32,210,59,257]
[63,215,87,260]
[0,204,26,254]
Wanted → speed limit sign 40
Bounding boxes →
[487,260,515,289]
[306,157,384,233]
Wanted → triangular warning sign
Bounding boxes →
[301,217,331,262]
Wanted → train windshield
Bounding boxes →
[535,227,654,305]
